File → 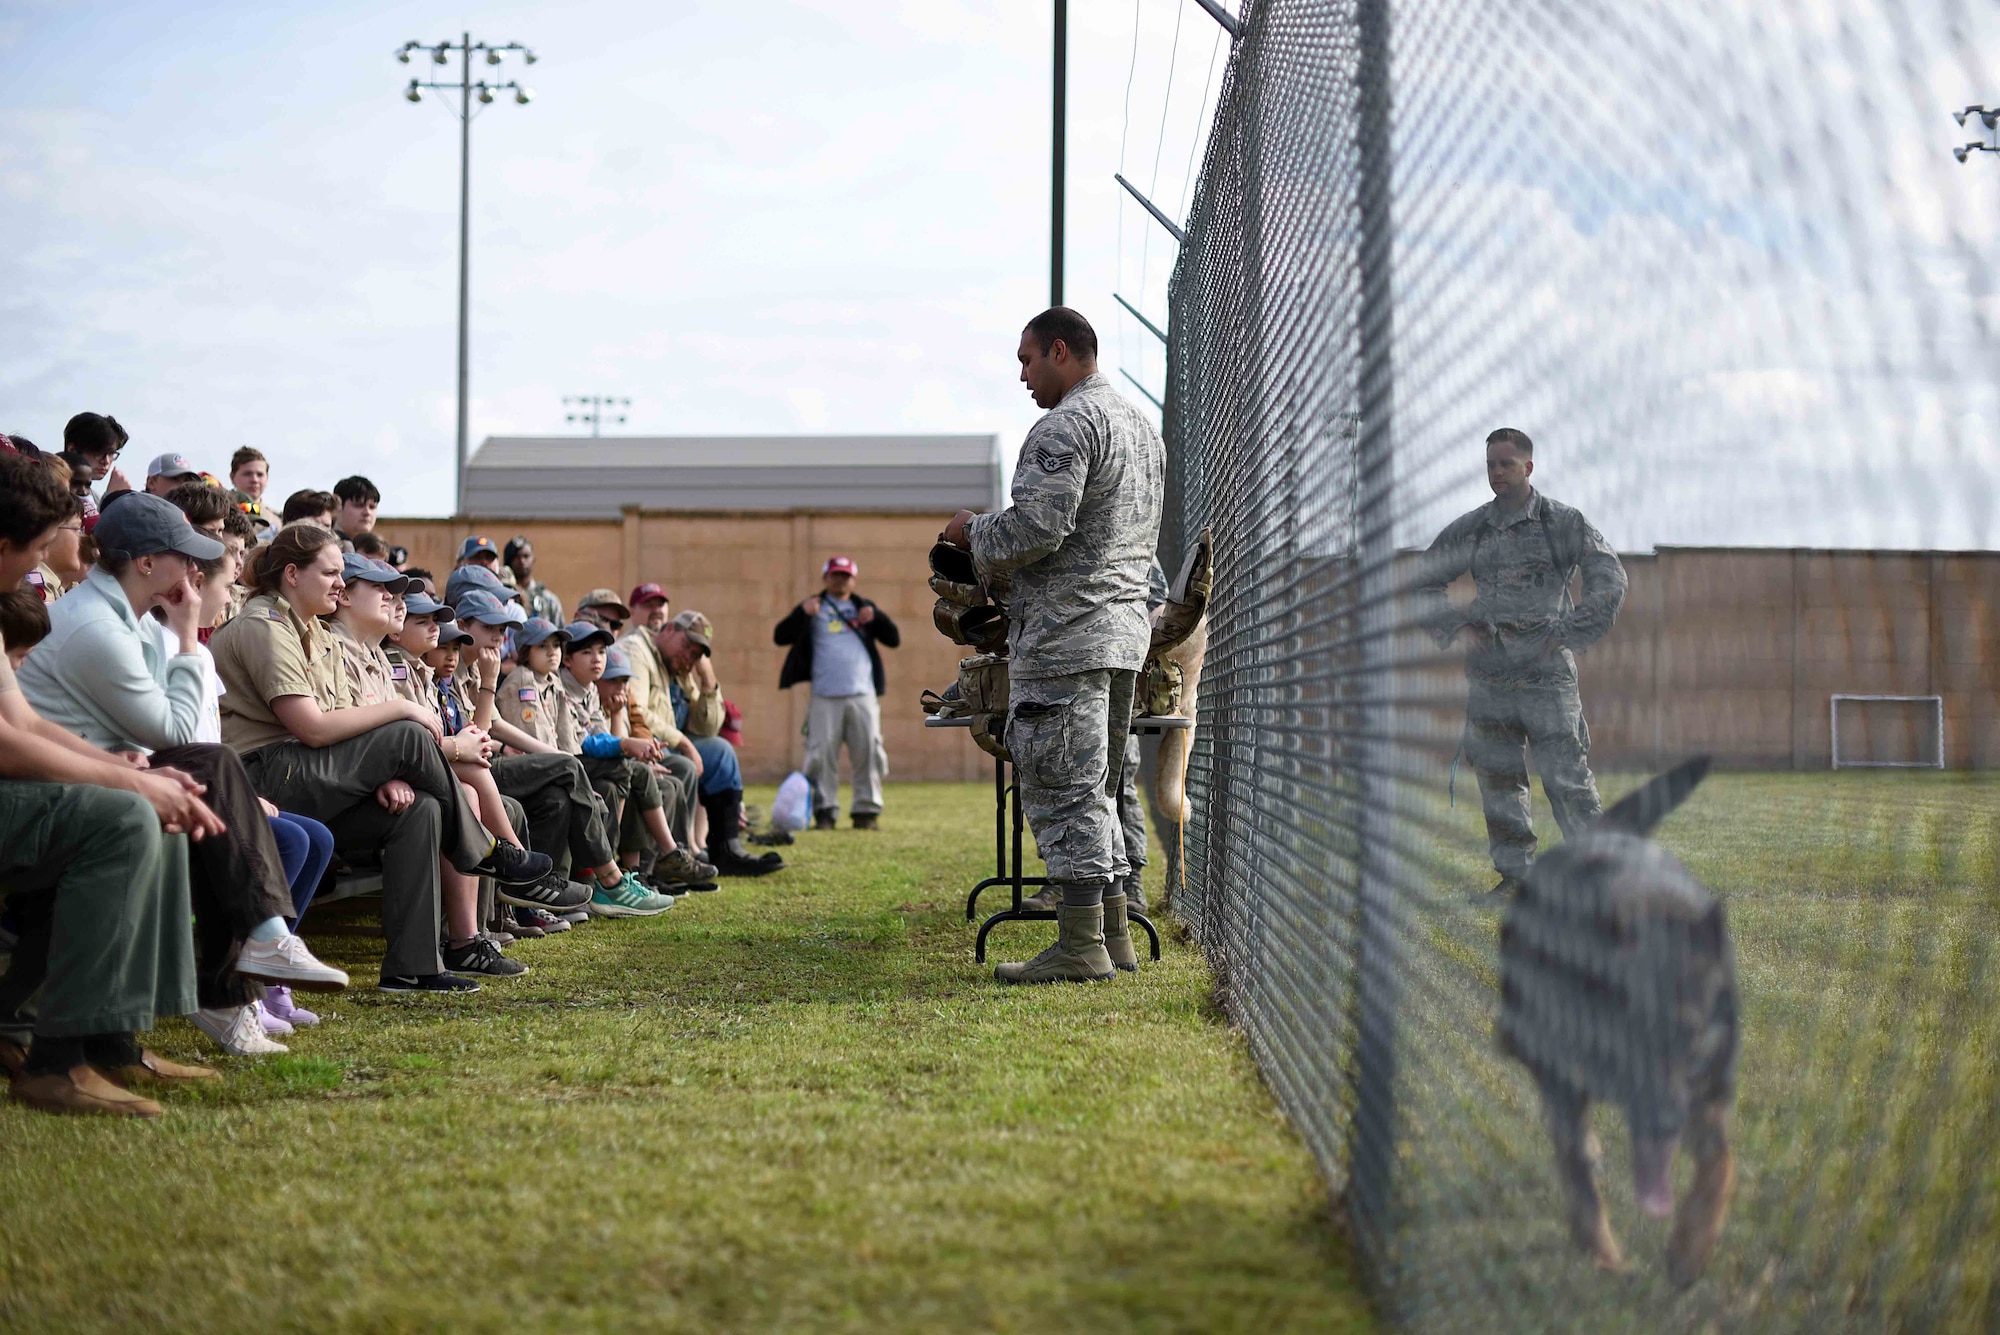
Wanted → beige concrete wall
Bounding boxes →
[378,517,1998,777]
[1406,548,2000,771]
[375,511,988,785]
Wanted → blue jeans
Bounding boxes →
[690,736,742,797]
[269,812,336,924]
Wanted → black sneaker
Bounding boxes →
[851,812,878,830]
[442,937,530,978]
[474,840,555,886]
[812,809,837,831]
[1470,875,1522,906]
[711,849,778,878]
[498,869,592,910]
[378,971,482,994]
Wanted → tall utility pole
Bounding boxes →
[397,35,537,516]
[1051,0,1067,307]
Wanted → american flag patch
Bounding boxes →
[391,664,408,680]
[518,687,538,702]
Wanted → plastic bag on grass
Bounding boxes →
[772,770,813,832]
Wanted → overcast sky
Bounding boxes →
[1,0,1225,515]
[2,0,1994,548]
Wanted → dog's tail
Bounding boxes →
[1597,756,1712,837]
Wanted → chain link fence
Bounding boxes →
[1157,0,1999,1329]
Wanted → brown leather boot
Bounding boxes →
[100,1049,221,1089]
[13,1064,164,1118]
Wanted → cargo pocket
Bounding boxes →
[1006,698,1071,789]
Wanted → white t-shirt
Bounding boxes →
[151,618,224,745]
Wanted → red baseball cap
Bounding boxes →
[629,582,669,608]
[823,556,858,577]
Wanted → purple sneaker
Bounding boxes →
[255,1000,294,1037]
[263,984,320,1027]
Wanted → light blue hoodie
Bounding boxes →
[16,565,206,753]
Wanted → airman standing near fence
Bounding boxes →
[1414,427,1627,901]
[941,307,1164,984]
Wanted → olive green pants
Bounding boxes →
[0,781,196,1042]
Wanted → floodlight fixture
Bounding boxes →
[405,81,422,103]
[1955,145,1970,163]
[515,88,532,105]
[478,85,495,104]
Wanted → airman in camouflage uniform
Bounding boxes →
[951,308,1164,983]
[1414,429,1627,897]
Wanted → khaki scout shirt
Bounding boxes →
[329,619,398,708]
[385,646,431,709]
[210,592,353,753]
[498,665,576,753]
[558,667,611,740]
[614,628,685,748]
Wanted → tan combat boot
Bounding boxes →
[994,903,1116,984]
[1102,892,1139,973]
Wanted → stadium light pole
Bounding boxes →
[1052,0,1066,306]
[564,395,630,438]
[397,34,538,517]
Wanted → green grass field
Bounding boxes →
[0,783,1373,1334]
[1384,770,2000,1332]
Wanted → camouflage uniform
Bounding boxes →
[969,372,1164,889]
[1414,488,1627,878]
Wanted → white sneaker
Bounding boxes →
[234,934,349,992]
[192,1004,288,1056]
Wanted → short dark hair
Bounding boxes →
[402,566,436,586]
[63,412,128,458]
[1023,306,1099,362]
[281,489,337,524]
[220,505,258,545]
[230,446,267,475]
[333,475,381,506]
[165,480,232,529]
[55,450,96,491]
[0,589,51,653]
[0,452,77,548]
[1485,427,1534,456]
[351,531,390,560]
[6,436,40,459]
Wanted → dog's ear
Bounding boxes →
[1597,756,1711,836]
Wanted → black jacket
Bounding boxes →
[774,594,900,695]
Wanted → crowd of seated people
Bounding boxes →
[0,420,780,1117]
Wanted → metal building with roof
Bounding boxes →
[462,433,1002,518]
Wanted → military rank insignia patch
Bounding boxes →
[1032,445,1073,474]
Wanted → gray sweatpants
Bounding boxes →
[1006,668,1138,888]
[244,720,494,980]
[1463,675,1603,878]
[804,692,886,816]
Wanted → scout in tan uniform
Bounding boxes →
[557,622,714,890]
[453,597,672,919]
[589,645,702,867]
[327,554,532,977]
[212,528,551,994]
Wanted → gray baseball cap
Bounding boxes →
[445,562,520,608]
[341,553,410,596]
[93,492,224,563]
[145,452,202,482]
[562,620,616,651]
[602,647,635,681]
[404,588,450,618]
[515,616,568,649]
[454,589,527,627]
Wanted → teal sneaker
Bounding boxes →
[586,871,675,918]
